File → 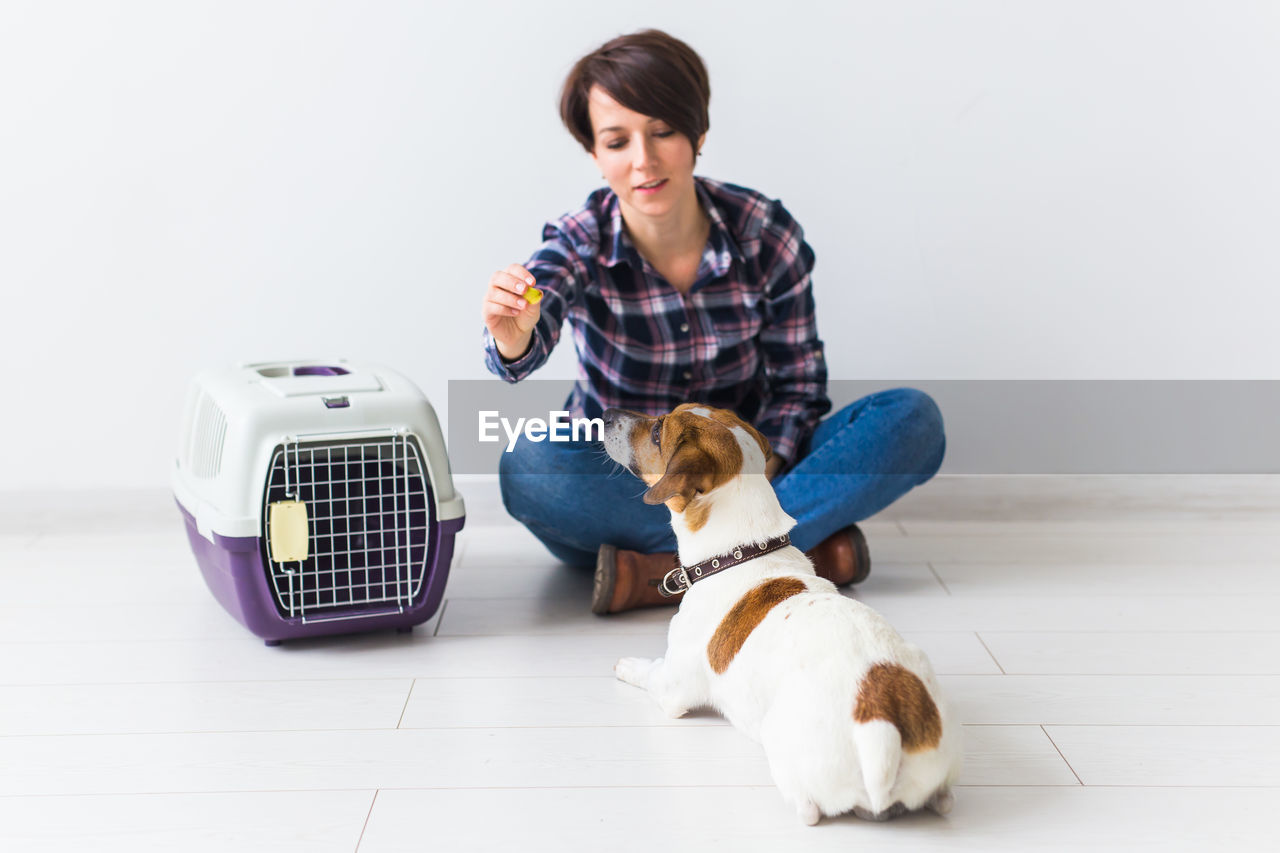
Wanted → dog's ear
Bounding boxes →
[643,441,714,511]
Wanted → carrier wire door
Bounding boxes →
[262,434,433,624]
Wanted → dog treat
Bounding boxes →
[523,285,542,304]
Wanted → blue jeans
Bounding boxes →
[498,387,945,566]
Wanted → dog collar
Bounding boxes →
[658,533,793,598]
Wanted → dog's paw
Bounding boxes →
[927,786,954,816]
[614,657,653,687]
[797,800,821,826]
[658,697,691,719]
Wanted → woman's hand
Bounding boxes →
[482,263,541,361]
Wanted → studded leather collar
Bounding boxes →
[658,533,793,597]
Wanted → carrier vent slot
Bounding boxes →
[261,436,434,621]
[187,392,228,478]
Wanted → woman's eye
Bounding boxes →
[606,131,672,150]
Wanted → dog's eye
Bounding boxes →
[651,419,663,445]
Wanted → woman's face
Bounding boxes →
[588,86,704,221]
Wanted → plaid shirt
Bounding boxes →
[482,176,830,465]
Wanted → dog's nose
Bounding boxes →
[602,408,620,428]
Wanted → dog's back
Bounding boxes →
[693,564,961,819]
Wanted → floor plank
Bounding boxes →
[943,675,1280,725]
[930,559,1280,595]
[1045,725,1280,786]
[0,790,372,853]
[0,680,412,736]
[359,785,1280,852]
[0,724,1067,796]
[979,631,1280,675]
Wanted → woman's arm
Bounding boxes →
[753,201,832,470]
[481,231,584,382]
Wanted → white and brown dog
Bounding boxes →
[601,403,961,825]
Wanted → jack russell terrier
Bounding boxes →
[601,403,962,825]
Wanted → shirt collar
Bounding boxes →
[601,177,745,279]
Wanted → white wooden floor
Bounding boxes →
[2,475,1278,852]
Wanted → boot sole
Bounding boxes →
[849,524,872,585]
[591,544,618,615]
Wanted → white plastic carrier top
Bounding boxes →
[172,359,465,541]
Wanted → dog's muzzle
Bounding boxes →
[600,408,640,470]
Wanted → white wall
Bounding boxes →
[2,0,1277,489]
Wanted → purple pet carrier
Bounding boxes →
[173,360,465,645]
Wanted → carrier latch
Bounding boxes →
[268,499,310,562]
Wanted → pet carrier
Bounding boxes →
[173,359,465,645]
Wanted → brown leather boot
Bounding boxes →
[592,545,681,615]
[805,524,871,587]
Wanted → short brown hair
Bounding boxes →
[559,29,711,154]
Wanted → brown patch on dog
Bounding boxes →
[673,404,773,463]
[682,498,712,532]
[853,663,942,753]
[707,577,808,674]
[639,411,748,524]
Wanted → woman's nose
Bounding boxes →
[632,137,655,168]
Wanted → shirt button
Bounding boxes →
[683,370,692,380]
[679,323,689,333]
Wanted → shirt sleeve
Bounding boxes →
[482,225,585,382]
[753,201,832,465]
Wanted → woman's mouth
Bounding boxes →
[634,179,667,195]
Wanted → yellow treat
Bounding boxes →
[524,286,542,305]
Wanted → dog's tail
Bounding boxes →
[852,720,902,814]
[852,662,944,815]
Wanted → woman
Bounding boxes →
[481,29,945,614]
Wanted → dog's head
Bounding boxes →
[601,404,773,514]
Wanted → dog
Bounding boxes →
[601,403,961,825]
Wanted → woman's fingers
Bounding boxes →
[486,286,528,314]
[500,264,536,295]
[482,265,541,359]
